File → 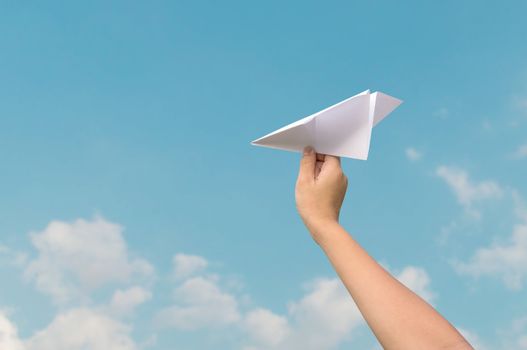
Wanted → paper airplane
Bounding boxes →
[251,90,402,160]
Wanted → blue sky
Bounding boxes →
[0,1,526,349]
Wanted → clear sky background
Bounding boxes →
[1,1,526,349]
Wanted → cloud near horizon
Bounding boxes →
[1,216,438,350]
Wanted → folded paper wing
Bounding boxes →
[251,90,402,160]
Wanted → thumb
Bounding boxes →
[323,155,341,169]
[298,146,316,183]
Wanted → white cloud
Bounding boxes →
[437,167,527,291]
[239,277,364,350]
[242,266,435,350]
[436,166,503,218]
[153,271,361,350]
[0,245,28,267]
[512,144,527,159]
[395,266,435,303]
[156,275,241,330]
[6,217,440,349]
[514,191,527,222]
[405,147,422,161]
[282,278,363,349]
[512,318,527,347]
[110,286,152,315]
[0,309,138,350]
[3,260,436,350]
[1,217,155,348]
[453,191,527,290]
[497,315,527,349]
[453,223,527,290]
[159,255,437,350]
[457,328,487,350]
[23,217,154,304]
[243,308,291,347]
[173,253,208,279]
[0,311,24,350]
[25,308,137,350]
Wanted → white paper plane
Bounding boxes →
[251,90,402,160]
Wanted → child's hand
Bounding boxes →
[295,147,348,242]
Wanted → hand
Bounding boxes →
[295,146,348,242]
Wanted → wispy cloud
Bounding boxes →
[512,94,527,114]
[453,192,527,291]
[497,315,527,349]
[457,328,488,350]
[405,147,422,162]
[512,144,527,159]
[508,94,527,127]
[453,223,527,290]
[436,166,503,218]
[481,120,492,131]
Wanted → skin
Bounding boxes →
[295,146,473,350]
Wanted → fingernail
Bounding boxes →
[304,146,313,155]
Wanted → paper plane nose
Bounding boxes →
[250,115,316,152]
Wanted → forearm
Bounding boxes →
[312,221,472,350]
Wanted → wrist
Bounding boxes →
[303,218,342,244]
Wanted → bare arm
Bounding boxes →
[295,147,473,350]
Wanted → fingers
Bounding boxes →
[324,155,341,168]
[315,153,325,178]
[315,160,323,178]
[319,155,342,177]
[299,149,343,183]
[298,146,316,183]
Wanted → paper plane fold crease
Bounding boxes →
[251,90,402,160]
